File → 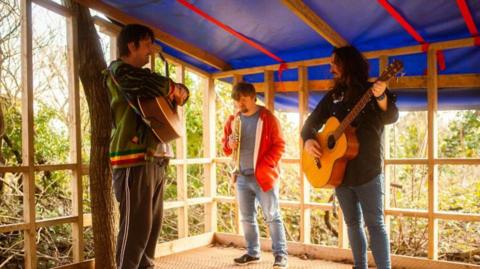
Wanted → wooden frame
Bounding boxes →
[2,1,479,268]
[73,0,231,71]
[280,0,348,47]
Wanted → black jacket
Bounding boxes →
[301,84,399,186]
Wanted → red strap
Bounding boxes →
[378,0,426,44]
[176,0,288,78]
[456,0,480,46]
[378,0,446,70]
[436,50,446,71]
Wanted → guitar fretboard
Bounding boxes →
[331,60,402,140]
[333,89,373,140]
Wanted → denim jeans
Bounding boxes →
[236,175,288,257]
[335,174,391,269]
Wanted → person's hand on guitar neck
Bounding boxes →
[169,82,190,106]
[304,139,322,158]
[372,80,388,111]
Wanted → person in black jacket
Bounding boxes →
[301,46,398,269]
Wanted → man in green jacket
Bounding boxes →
[105,24,189,269]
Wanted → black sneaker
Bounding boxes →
[234,254,261,265]
[273,255,288,269]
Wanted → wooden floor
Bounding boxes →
[155,245,354,269]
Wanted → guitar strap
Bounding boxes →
[107,67,153,143]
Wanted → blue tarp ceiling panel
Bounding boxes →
[100,0,480,110]
[259,88,480,112]
[102,0,479,74]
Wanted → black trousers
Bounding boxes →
[112,158,168,269]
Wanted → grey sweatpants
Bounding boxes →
[112,158,168,269]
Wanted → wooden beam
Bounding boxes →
[34,163,76,171]
[35,216,78,228]
[93,16,211,78]
[213,58,330,79]
[21,1,37,268]
[0,223,29,234]
[175,65,189,239]
[231,74,243,236]
[280,0,348,47]
[385,158,480,165]
[169,158,212,165]
[380,55,393,238]
[32,0,72,17]
[214,232,480,269]
[212,37,476,79]
[298,66,311,244]
[426,48,439,260]
[154,232,214,257]
[203,77,217,233]
[73,0,230,71]
[264,70,275,110]
[67,12,84,262]
[52,259,94,269]
[0,166,29,173]
[250,74,480,92]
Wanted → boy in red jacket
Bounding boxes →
[222,82,288,269]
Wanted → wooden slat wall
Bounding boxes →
[4,1,479,268]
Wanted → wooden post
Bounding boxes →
[150,53,155,71]
[426,49,439,260]
[264,70,275,111]
[232,74,243,235]
[21,0,37,267]
[233,74,243,85]
[298,66,311,244]
[110,35,117,62]
[176,65,189,238]
[338,209,349,249]
[203,77,217,233]
[67,13,84,262]
[379,55,392,237]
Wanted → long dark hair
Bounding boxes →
[332,46,369,102]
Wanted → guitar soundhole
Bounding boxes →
[314,158,321,169]
[327,135,336,149]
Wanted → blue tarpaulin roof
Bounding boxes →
[101,0,480,110]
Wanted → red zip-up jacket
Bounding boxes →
[222,106,285,192]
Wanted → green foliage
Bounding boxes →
[34,102,70,164]
[440,110,480,158]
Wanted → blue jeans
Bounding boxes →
[335,174,391,269]
[236,175,288,258]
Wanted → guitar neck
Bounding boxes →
[333,87,373,140]
[330,59,403,141]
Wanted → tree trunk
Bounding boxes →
[63,1,116,268]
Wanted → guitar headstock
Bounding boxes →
[378,60,404,82]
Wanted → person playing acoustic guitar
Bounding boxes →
[104,24,189,269]
[222,82,288,269]
[301,46,399,269]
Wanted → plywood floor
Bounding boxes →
[155,245,354,269]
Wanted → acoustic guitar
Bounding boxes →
[137,96,183,144]
[302,60,403,188]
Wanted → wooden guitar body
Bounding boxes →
[302,116,359,188]
[137,96,183,144]
[301,59,403,188]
